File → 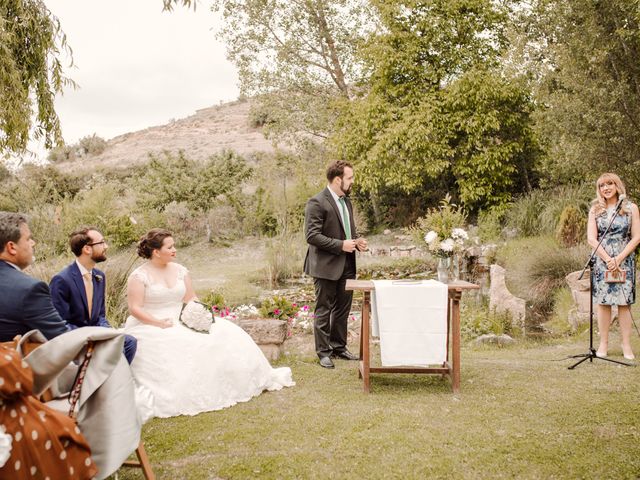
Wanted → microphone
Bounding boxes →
[615,194,627,210]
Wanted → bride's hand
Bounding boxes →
[157,319,173,329]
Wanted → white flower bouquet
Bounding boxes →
[409,195,468,258]
[179,301,215,333]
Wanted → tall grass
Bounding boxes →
[496,236,588,325]
[505,183,592,237]
[262,231,307,288]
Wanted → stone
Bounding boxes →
[489,264,526,332]
[473,334,515,346]
[567,308,590,330]
[239,319,288,344]
[565,270,591,313]
[258,343,284,361]
[383,229,391,235]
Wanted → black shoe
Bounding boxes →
[319,356,335,369]
[332,350,358,361]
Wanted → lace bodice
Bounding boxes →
[128,263,189,324]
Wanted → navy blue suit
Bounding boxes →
[0,260,70,341]
[50,262,137,364]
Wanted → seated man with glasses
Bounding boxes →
[50,227,137,364]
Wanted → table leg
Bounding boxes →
[450,289,462,394]
[362,291,371,393]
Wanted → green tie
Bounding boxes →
[339,197,351,240]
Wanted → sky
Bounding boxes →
[44,0,240,147]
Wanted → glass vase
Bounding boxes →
[452,253,460,281]
[437,256,451,283]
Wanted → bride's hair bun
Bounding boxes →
[137,228,173,259]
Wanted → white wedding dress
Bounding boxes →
[123,264,294,418]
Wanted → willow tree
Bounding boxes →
[0,0,74,157]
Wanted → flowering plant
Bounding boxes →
[409,195,468,257]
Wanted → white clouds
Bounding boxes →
[45,0,239,144]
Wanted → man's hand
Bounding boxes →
[355,237,368,252]
[342,239,357,253]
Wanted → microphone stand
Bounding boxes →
[568,198,632,369]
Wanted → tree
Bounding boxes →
[175,0,375,149]
[0,0,74,157]
[509,1,640,189]
[331,0,540,211]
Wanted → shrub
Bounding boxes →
[259,296,297,320]
[556,205,586,247]
[104,253,138,327]
[477,204,508,242]
[77,134,107,156]
[262,231,306,288]
[496,236,588,321]
[460,298,513,340]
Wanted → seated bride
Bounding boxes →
[124,228,294,418]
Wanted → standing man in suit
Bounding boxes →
[50,227,137,364]
[304,160,368,368]
[0,212,70,340]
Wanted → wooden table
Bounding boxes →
[345,279,479,394]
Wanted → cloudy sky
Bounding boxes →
[44,0,239,146]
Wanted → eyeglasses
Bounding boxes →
[87,240,106,247]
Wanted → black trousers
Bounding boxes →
[313,256,356,358]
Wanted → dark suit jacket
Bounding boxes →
[50,262,110,329]
[0,260,70,341]
[304,187,358,281]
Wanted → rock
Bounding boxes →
[239,318,288,344]
[489,264,526,332]
[565,270,591,313]
[567,308,590,330]
[383,229,391,235]
[258,343,284,361]
[473,334,515,346]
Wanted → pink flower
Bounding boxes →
[274,309,281,316]
[292,303,298,308]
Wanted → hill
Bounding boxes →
[68,99,275,169]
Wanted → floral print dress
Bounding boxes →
[593,206,636,305]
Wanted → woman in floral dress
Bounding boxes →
[587,173,640,360]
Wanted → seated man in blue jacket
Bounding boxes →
[50,227,137,364]
[0,212,70,341]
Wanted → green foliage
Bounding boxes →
[200,291,226,311]
[496,236,588,319]
[47,134,107,163]
[262,231,306,288]
[460,299,513,340]
[136,150,253,213]
[209,0,373,148]
[556,205,587,247]
[104,254,138,328]
[78,134,107,156]
[0,0,75,155]
[407,195,467,246]
[505,184,592,238]
[332,1,540,210]
[259,295,297,320]
[517,0,640,191]
[477,204,509,242]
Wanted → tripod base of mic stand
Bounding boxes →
[568,348,633,369]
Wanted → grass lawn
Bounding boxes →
[115,332,640,479]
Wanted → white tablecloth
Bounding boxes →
[371,280,448,366]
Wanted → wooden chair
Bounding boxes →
[67,341,157,480]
